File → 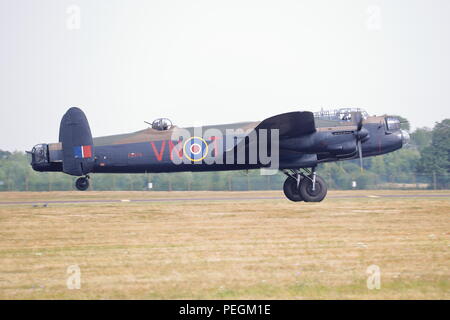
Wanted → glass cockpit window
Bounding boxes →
[337,108,368,121]
[385,117,401,132]
[32,144,48,163]
[314,108,369,122]
[339,111,352,121]
[151,118,172,131]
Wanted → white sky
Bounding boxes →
[1,0,449,151]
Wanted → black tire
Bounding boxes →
[299,175,327,202]
[75,177,90,191]
[283,177,303,202]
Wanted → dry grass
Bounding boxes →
[0,190,449,299]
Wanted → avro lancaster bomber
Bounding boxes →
[30,107,409,202]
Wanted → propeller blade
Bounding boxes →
[354,112,363,131]
[350,112,365,171]
[358,140,363,172]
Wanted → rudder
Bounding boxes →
[59,107,94,176]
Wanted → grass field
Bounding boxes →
[0,190,449,299]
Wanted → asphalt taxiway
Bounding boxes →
[0,193,449,206]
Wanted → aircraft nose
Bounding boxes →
[401,130,410,146]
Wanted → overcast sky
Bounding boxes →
[1,0,449,151]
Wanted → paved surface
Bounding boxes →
[0,193,449,205]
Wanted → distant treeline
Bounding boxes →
[1,119,449,191]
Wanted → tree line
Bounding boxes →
[0,118,448,192]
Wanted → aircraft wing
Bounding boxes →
[254,111,316,137]
[224,111,316,164]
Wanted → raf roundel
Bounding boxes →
[183,137,209,162]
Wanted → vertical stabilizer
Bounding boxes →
[59,107,94,176]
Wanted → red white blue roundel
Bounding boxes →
[183,137,209,162]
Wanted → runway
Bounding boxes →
[1,190,449,299]
[0,193,449,206]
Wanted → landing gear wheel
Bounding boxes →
[299,175,327,202]
[283,177,303,202]
[75,177,90,191]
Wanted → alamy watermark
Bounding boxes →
[66,264,81,289]
[366,264,381,290]
[366,5,382,31]
[169,127,280,175]
[66,5,81,30]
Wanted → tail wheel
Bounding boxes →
[75,177,90,191]
[283,177,303,202]
[299,175,327,202]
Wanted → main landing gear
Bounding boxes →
[282,167,327,202]
[75,175,90,191]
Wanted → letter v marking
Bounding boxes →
[151,141,166,161]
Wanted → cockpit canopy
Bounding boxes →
[151,118,172,131]
[385,117,401,132]
[314,108,369,122]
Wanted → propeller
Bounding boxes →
[357,140,363,172]
[354,112,363,131]
[352,112,366,172]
